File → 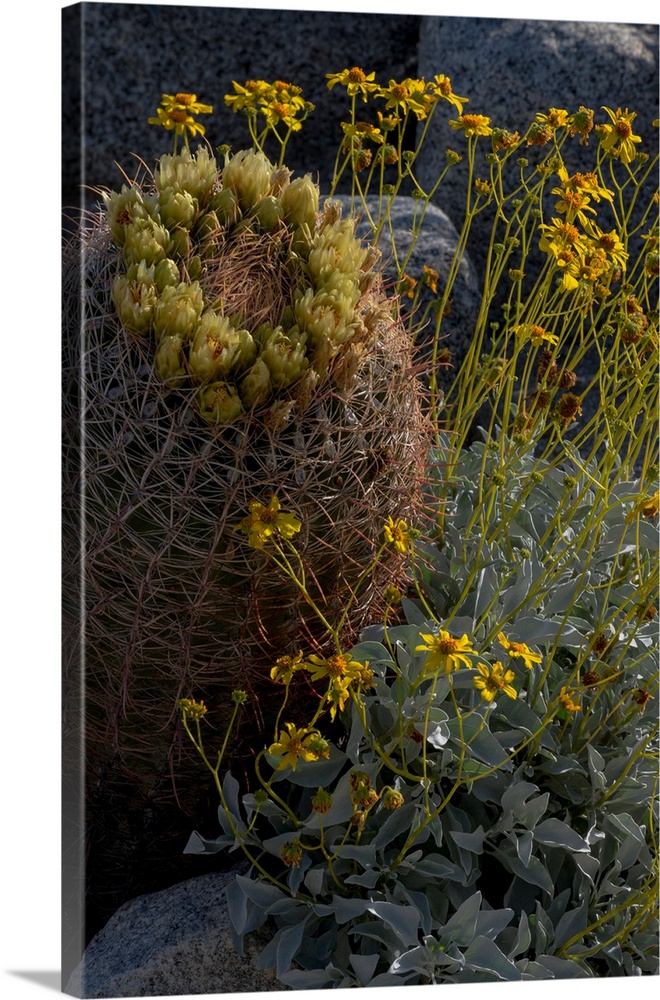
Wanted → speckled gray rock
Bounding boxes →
[62,2,419,208]
[334,194,481,383]
[64,868,287,997]
[414,15,659,279]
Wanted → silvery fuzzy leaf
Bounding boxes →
[402,596,429,625]
[278,968,335,989]
[507,910,532,959]
[450,825,486,855]
[331,895,369,925]
[604,813,645,870]
[509,830,534,867]
[463,936,522,981]
[507,854,554,893]
[404,853,466,883]
[439,890,482,947]
[371,802,419,849]
[389,945,432,976]
[365,900,421,945]
[586,744,607,791]
[225,874,272,939]
[234,874,286,909]
[542,575,591,616]
[344,868,382,889]
[474,554,501,621]
[447,715,511,768]
[512,616,587,648]
[349,952,380,985]
[348,640,394,669]
[532,818,590,853]
[501,557,534,616]
[474,907,515,939]
[331,842,378,866]
[303,866,324,897]
[500,781,545,823]
[183,829,235,854]
[553,900,589,949]
[535,955,591,978]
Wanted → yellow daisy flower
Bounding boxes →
[535,107,569,129]
[383,516,412,554]
[497,633,542,669]
[448,113,493,137]
[236,495,302,549]
[588,224,628,270]
[268,722,324,770]
[269,651,304,685]
[557,686,581,713]
[376,78,430,118]
[430,74,467,114]
[160,92,213,116]
[416,630,476,674]
[147,107,208,140]
[597,106,642,164]
[341,121,385,144]
[303,652,362,684]
[326,67,379,101]
[224,79,271,113]
[626,490,660,523]
[513,324,559,349]
[325,678,353,720]
[473,661,517,702]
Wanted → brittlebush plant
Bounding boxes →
[176,75,658,985]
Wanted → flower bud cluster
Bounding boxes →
[107,144,381,425]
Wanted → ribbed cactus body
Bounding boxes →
[62,149,429,923]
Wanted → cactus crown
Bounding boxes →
[104,145,383,426]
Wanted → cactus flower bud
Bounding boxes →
[155,146,217,205]
[155,334,186,384]
[153,281,204,342]
[158,187,197,230]
[280,174,319,231]
[122,217,171,267]
[187,255,203,281]
[154,258,181,292]
[198,381,244,424]
[222,149,274,213]
[168,226,193,260]
[252,195,284,232]
[188,312,256,381]
[112,271,159,336]
[259,326,309,388]
[103,184,158,245]
[209,188,241,227]
[239,357,272,408]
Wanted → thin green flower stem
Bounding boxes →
[596,722,659,808]
[254,750,301,825]
[335,541,388,636]
[559,879,657,959]
[576,686,654,756]
[408,544,437,621]
[267,541,337,640]
[350,692,421,783]
[181,717,293,894]
[272,680,292,745]
[420,669,444,813]
[315,823,347,892]
[391,686,468,868]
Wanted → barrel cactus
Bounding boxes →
[62,144,429,902]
